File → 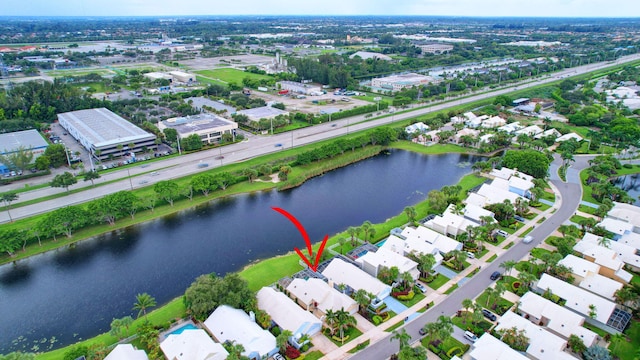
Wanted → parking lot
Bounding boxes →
[250,90,372,116]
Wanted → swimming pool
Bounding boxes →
[168,322,198,336]
[353,250,368,259]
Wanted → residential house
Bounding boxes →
[476,183,522,205]
[599,218,633,240]
[286,278,358,318]
[104,344,148,360]
[557,254,601,282]
[579,271,624,299]
[534,128,562,140]
[454,128,480,144]
[256,287,322,346]
[535,274,618,329]
[401,226,463,254]
[514,125,544,137]
[518,292,598,347]
[160,329,228,360]
[405,122,429,135]
[480,116,506,128]
[463,203,496,224]
[479,134,494,144]
[380,235,444,268]
[495,311,576,360]
[556,133,583,142]
[497,122,523,134]
[576,232,640,274]
[203,305,278,360]
[425,203,494,237]
[469,333,529,360]
[607,202,640,233]
[321,258,392,300]
[355,247,420,280]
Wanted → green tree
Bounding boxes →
[0,229,23,256]
[335,308,356,344]
[154,180,179,206]
[276,329,293,353]
[347,226,359,246]
[133,292,157,322]
[583,345,612,360]
[353,289,373,315]
[50,172,77,192]
[462,298,473,324]
[568,334,587,354]
[1,192,18,222]
[427,190,447,212]
[415,252,436,277]
[498,326,529,351]
[361,220,373,242]
[191,173,216,196]
[404,206,417,224]
[0,146,34,173]
[34,155,50,170]
[0,352,36,360]
[501,149,551,179]
[500,260,517,277]
[163,128,178,143]
[83,170,101,186]
[391,328,411,350]
[183,134,203,151]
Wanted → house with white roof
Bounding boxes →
[534,128,562,140]
[490,167,534,182]
[481,116,506,128]
[204,305,278,360]
[579,271,624,299]
[286,278,358,318]
[425,208,475,239]
[495,311,575,360]
[469,333,529,360]
[463,203,496,224]
[476,183,522,205]
[465,192,490,208]
[606,202,640,232]
[355,247,420,280]
[479,134,494,144]
[105,344,148,360]
[321,258,392,300]
[535,274,617,327]
[515,125,544,137]
[556,133,583,142]
[401,226,463,254]
[454,128,480,144]
[257,287,322,340]
[160,329,228,360]
[508,176,534,198]
[558,254,601,282]
[405,122,429,135]
[599,218,633,240]
[380,234,444,269]
[497,121,523,134]
[518,292,597,347]
[466,116,483,129]
[619,231,640,251]
[575,233,639,276]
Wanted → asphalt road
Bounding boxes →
[349,155,593,359]
[1,53,638,224]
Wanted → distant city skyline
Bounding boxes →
[6,0,640,17]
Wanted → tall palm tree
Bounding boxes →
[133,292,156,322]
[400,271,414,290]
[347,226,358,246]
[462,298,473,324]
[416,252,436,277]
[276,329,293,353]
[336,308,356,344]
[597,236,611,248]
[353,289,372,315]
[518,271,537,290]
[422,322,440,345]
[500,260,517,277]
[404,206,417,224]
[390,328,411,350]
[435,315,454,344]
[324,309,338,335]
[361,221,373,243]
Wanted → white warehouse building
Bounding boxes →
[57,108,157,161]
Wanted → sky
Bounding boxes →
[5,0,640,17]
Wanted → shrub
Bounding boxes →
[511,281,522,292]
[429,344,441,354]
[372,315,382,325]
[272,326,281,336]
[623,163,633,169]
[397,290,415,301]
[447,347,462,358]
[285,345,301,359]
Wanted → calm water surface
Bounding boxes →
[0,150,481,353]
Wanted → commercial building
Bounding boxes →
[158,114,238,145]
[237,106,289,124]
[169,70,196,83]
[57,108,157,161]
[277,81,322,95]
[349,51,393,61]
[185,97,237,116]
[418,43,454,54]
[371,73,437,92]
[0,129,49,175]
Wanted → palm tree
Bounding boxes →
[435,315,454,344]
[471,304,484,325]
[404,206,417,224]
[416,252,436,278]
[518,271,537,290]
[353,289,372,315]
[400,271,414,290]
[133,292,156,322]
[390,328,411,350]
[597,236,611,248]
[0,191,18,222]
[324,309,338,335]
[336,308,356,344]
[500,260,517,277]
[614,287,636,310]
[276,329,293,353]
[338,237,346,254]
[485,287,499,308]
[450,249,467,271]
[462,298,473,324]
[422,322,440,345]
[361,221,373,243]
[347,226,358,246]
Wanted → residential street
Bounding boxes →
[347,155,591,360]
[1,53,639,223]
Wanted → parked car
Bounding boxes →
[466,251,475,259]
[490,271,501,280]
[273,353,285,360]
[415,283,427,293]
[419,327,427,336]
[514,215,525,222]
[496,230,509,237]
[464,331,479,342]
[482,309,497,321]
[523,235,534,244]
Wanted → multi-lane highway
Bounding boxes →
[1,53,638,225]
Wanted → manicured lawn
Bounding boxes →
[390,141,468,154]
[530,247,553,260]
[427,274,450,290]
[504,241,515,249]
[70,82,111,93]
[385,321,404,332]
[444,284,459,294]
[398,290,426,307]
[451,315,493,335]
[475,290,514,315]
[611,321,640,360]
[305,350,324,360]
[486,254,497,263]
[347,339,370,353]
[323,326,363,347]
[421,335,469,358]
[195,68,272,84]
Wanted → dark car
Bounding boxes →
[419,327,427,336]
[514,215,525,222]
[490,271,501,280]
[482,309,497,321]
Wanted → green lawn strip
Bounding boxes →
[36,299,186,360]
[530,247,552,260]
[389,141,468,155]
[347,339,370,354]
[533,203,551,211]
[421,334,468,357]
[504,241,515,249]
[427,274,450,290]
[444,284,459,295]
[194,68,272,83]
[582,322,609,338]
[570,214,588,224]
[578,204,597,215]
[384,321,404,333]
[486,254,497,263]
[611,321,640,360]
[579,169,600,204]
[195,75,227,86]
[304,350,324,360]
[70,82,110,93]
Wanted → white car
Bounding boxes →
[523,235,534,244]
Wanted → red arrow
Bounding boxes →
[272,207,328,272]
